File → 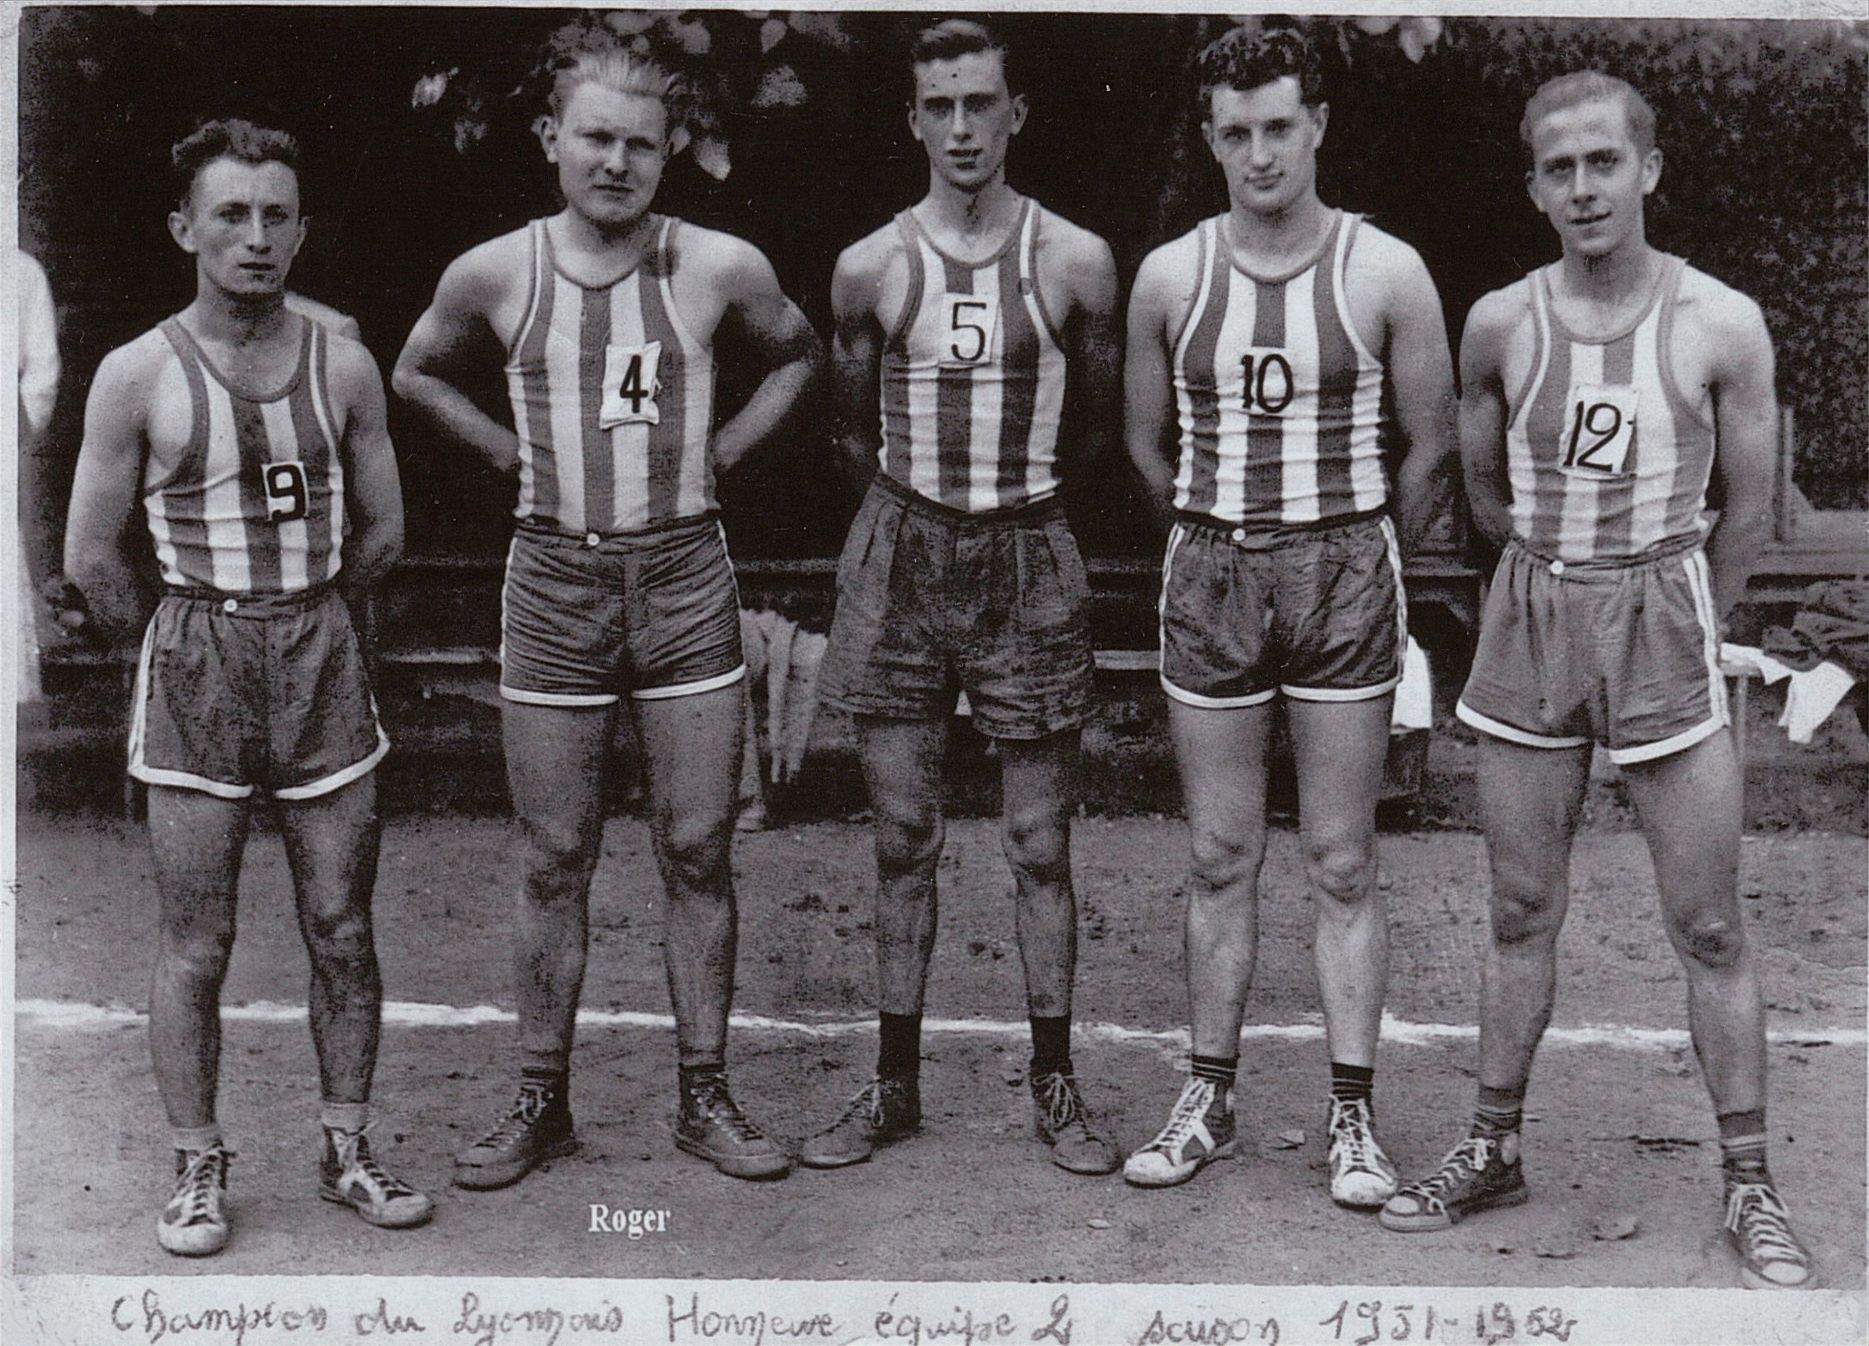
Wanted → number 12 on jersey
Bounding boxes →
[1560,384,1638,478]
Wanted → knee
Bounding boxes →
[659,813,731,894]
[300,903,376,967]
[519,816,601,897]
[1003,809,1068,885]
[159,921,235,987]
[1490,891,1563,951]
[1304,833,1374,907]
[875,805,944,878]
[1670,908,1747,971]
[1188,826,1260,898]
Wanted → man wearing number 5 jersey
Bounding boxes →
[1380,72,1814,1290]
[804,19,1123,1175]
[63,118,426,1256]
[394,19,820,1186]
[1123,26,1456,1203]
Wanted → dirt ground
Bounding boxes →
[13,799,1866,1291]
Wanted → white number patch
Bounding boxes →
[263,461,308,523]
[939,292,999,368]
[1239,345,1297,416]
[600,341,663,429]
[1559,384,1638,478]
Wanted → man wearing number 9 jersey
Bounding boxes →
[394,19,820,1186]
[1122,26,1455,1203]
[63,118,425,1255]
[806,19,1124,1174]
[1378,73,1813,1290]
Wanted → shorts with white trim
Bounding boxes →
[1158,511,1406,708]
[499,515,744,706]
[1456,537,1728,764]
[129,585,388,800]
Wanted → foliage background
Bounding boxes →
[19,9,1867,566]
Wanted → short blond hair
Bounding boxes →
[1521,71,1656,157]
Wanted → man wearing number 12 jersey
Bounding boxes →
[1380,72,1814,1291]
[395,19,820,1186]
[63,118,425,1255]
[806,18,1124,1174]
[1122,26,1455,1203]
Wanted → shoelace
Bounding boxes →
[171,1147,231,1226]
[335,1128,419,1198]
[690,1084,766,1141]
[1329,1100,1381,1169]
[1143,1079,1217,1152]
[1400,1136,1495,1207]
[478,1085,553,1147]
[1724,1183,1805,1265]
[1035,1073,1087,1131]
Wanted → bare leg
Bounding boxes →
[502,700,612,1076]
[1475,739,1590,1094]
[1287,694,1393,1069]
[147,785,250,1129]
[633,684,742,1066]
[1167,699,1274,1057]
[1000,729,1080,1018]
[278,774,383,1105]
[857,715,949,1016]
[1620,731,1764,1115]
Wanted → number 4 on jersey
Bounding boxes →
[600,341,663,428]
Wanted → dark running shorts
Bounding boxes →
[499,515,745,706]
[820,473,1094,740]
[129,586,388,800]
[1158,511,1406,708]
[1457,539,1728,764]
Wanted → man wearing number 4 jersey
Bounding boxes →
[62,118,425,1255]
[1123,26,1456,1204]
[1378,72,1815,1290]
[395,19,820,1185]
[805,19,1124,1175]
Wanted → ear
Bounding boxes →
[907,99,924,146]
[1009,91,1028,136]
[1640,145,1662,196]
[1311,100,1329,151]
[1201,120,1216,160]
[289,215,310,264]
[168,208,197,255]
[534,113,559,162]
[1524,168,1539,208]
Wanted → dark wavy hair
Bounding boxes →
[1195,25,1324,115]
[171,118,299,208]
[908,17,1019,96]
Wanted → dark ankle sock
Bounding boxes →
[1472,1083,1525,1137]
[1330,1062,1375,1105]
[878,1012,922,1079]
[1191,1053,1238,1094]
[678,1060,726,1094]
[1718,1108,1770,1181]
[521,1063,567,1102]
[1029,1014,1072,1078]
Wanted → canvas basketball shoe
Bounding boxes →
[1725,1179,1815,1289]
[1326,1096,1399,1208]
[1379,1133,1528,1231]
[1123,1076,1236,1188]
[157,1144,232,1256]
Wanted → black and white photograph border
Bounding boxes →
[5,1,1866,1343]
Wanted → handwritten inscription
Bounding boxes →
[111,1289,330,1345]
[1320,1300,1580,1344]
[1135,1310,1279,1345]
[666,1293,837,1345]
[453,1293,625,1346]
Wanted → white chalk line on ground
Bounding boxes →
[15,998,1864,1050]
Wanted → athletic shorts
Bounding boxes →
[499,515,745,706]
[1456,538,1729,764]
[128,586,389,800]
[820,473,1094,740]
[1158,511,1406,708]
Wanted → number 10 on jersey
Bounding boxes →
[1240,346,1295,416]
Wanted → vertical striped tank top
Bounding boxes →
[1171,210,1389,527]
[504,215,716,535]
[879,196,1068,513]
[147,315,345,594]
[1506,257,1715,561]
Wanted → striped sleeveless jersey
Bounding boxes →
[1171,210,1388,527]
[505,216,716,535]
[879,196,1068,513]
[147,316,345,594]
[1506,257,1715,560]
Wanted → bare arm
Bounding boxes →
[391,250,520,474]
[711,240,824,476]
[330,341,405,595]
[1457,294,1517,552]
[1382,250,1458,558]
[1061,232,1122,481]
[1703,294,1779,623]
[828,245,885,496]
[1122,250,1179,539]
[63,347,152,636]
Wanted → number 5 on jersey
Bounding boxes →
[600,341,663,429]
[1560,384,1638,478]
[940,292,999,368]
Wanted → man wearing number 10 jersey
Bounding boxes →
[1122,26,1456,1203]
[1380,72,1814,1291]
[807,18,1124,1175]
[395,19,820,1186]
[63,118,424,1255]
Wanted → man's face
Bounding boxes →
[1525,96,1661,260]
[169,157,305,298]
[541,79,669,231]
[909,49,1026,193]
[1204,77,1327,218]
